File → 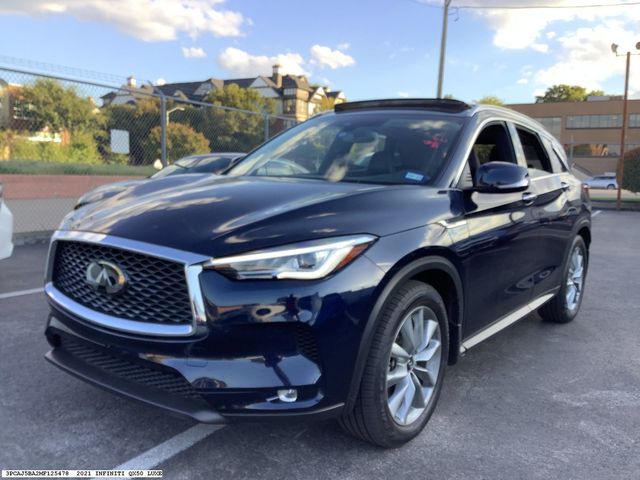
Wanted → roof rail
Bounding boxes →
[334,98,471,114]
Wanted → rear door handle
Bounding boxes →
[522,192,537,204]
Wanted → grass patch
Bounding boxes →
[0,160,154,176]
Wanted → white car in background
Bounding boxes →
[0,183,14,260]
[584,173,619,190]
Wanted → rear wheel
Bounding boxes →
[607,184,616,190]
[340,281,448,447]
[538,236,588,324]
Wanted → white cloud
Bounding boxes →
[472,64,480,72]
[517,78,529,85]
[397,91,410,98]
[217,47,308,76]
[217,45,356,78]
[182,46,207,59]
[0,0,244,41]
[533,21,639,93]
[337,42,351,50]
[309,45,355,69]
[155,78,167,86]
[531,43,549,53]
[439,0,640,53]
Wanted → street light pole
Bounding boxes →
[166,106,185,126]
[436,0,452,98]
[617,51,630,210]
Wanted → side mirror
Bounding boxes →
[475,161,530,193]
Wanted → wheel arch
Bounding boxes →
[345,251,464,412]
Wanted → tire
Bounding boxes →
[607,184,616,190]
[538,236,588,324]
[340,280,449,447]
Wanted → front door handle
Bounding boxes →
[561,181,571,192]
[522,192,537,204]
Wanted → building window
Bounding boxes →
[629,113,640,128]
[533,117,562,138]
[566,114,622,129]
[568,143,640,157]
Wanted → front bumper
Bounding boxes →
[0,201,14,260]
[44,233,386,421]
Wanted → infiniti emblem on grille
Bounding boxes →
[86,260,127,295]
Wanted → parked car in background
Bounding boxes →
[584,173,618,190]
[44,99,591,447]
[0,183,14,260]
[75,152,245,209]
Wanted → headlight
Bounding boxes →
[204,235,376,280]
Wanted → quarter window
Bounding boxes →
[515,127,553,175]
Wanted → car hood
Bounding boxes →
[61,175,451,257]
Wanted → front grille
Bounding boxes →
[61,336,201,399]
[52,241,193,325]
[295,324,320,363]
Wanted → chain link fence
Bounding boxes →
[0,66,298,238]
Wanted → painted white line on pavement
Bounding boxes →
[592,210,602,217]
[95,424,224,478]
[0,287,44,300]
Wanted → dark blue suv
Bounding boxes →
[44,99,591,447]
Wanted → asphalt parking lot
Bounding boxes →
[1,210,639,480]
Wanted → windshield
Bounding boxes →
[151,156,200,179]
[229,111,464,185]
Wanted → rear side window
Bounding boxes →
[516,127,553,176]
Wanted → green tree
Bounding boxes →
[103,97,161,165]
[317,96,336,112]
[535,85,607,103]
[143,123,209,163]
[198,84,277,152]
[20,79,99,133]
[476,95,505,106]
[622,147,640,194]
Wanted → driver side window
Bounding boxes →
[460,122,516,188]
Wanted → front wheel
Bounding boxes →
[538,236,588,323]
[607,184,616,190]
[340,281,448,447]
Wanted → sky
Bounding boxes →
[0,0,639,104]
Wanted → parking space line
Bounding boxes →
[94,424,224,479]
[592,210,602,217]
[0,287,44,300]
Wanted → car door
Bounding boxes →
[510,123,574,302]
[453,121,542,338]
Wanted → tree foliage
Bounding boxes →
[476,95,505,106]
[143,123,209,163]
[20,79,100,133]
[535,85,606,103]
[622,146,640,194]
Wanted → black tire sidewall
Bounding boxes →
[368,282,449,444]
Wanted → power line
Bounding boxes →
[406,0,640,9]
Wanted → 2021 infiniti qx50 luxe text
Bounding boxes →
[44,99,591,447]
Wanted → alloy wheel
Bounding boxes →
[386,306,442,426]
[566,246,585,311]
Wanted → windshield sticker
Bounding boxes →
[405,171,425,182]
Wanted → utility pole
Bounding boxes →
[617,52,630,210]
[611,42,640,210]
[436,0,452,98]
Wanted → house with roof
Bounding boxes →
[101,65,346,122]
[102,65,347,121]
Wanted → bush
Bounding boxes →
[0,129,102,163]
[143,123,210,163]
[622,147,640,193]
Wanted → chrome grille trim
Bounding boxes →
[45,230,210,337]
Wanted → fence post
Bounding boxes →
[264,113,269,142]
[159,93,168,167]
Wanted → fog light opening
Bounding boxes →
[277,388,298,403]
